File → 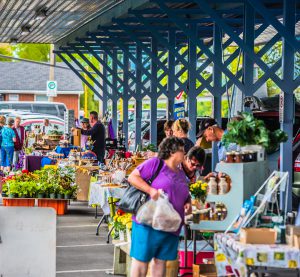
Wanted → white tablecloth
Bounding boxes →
[89,182,125,215]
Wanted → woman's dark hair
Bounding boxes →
[90,111,98,120]
[164,120,174,131]
[158,137,185,160]
[186,146,206,165]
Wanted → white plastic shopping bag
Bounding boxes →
[136,192,182,232]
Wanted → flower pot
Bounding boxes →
[1,192,7,197]
[49,193,56,199]
[57,193,63,199]
[64,194,71,199]
[8,193,16,198]
[37,193,45,198]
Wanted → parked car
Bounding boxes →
[0,110,65,132]
[0,101,67,119]
[128,109,166,123]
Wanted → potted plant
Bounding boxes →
[6,180,19,198]
[36,183,46,198]
[47,183,58,199]
[56,186,64,199]
[222,112,288,157]
[64,189,72,199]
[190,180,208,210]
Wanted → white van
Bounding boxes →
[0,101,67,119]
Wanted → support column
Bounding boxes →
[102,53,108,115]
[123,51,129,149]
[135,46,142,149]
[212,24,223,169]
[188,24,198,143]
[150,37,158,146]
[112,50,118,135]
[243,2,255,97]
[167,31,176,119]
[280,0,295,211]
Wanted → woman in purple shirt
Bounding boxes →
[128,137,191,277]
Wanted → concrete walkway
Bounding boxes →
[56,202,117,277]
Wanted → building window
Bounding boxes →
[9,94,19,101]
[35,95,49,102]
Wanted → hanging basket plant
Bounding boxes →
[222,112,288,153]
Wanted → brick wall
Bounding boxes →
[19,94,34,101]
[54,94,79,118]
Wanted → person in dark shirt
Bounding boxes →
[172,118,194,154]
[79,111,106,163]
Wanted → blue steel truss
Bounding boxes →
[55,0,300,211]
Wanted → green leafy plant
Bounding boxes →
[222,112,288,153]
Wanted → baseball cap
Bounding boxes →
[81,118,89,124]
[197,118,217,138]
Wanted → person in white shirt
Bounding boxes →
[41,119,52,135]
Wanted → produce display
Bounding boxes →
[2,167,77,199]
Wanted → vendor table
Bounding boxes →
[24,155,44,172]
[89,181,125,214]
[214,233,300,276]
[89,181,126,240]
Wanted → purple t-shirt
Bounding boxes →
[133,157,190,236]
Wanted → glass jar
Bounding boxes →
[235,152,242,163]
[208,177,218,195]
[218,177,228,194]
[225,152,235,163]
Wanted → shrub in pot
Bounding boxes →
[222,112,288,154]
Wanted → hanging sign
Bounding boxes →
[47,81,57,97]
[174,102,185,120]
[279,91,284,123]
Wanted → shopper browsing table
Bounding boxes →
[13,116,26,166]
[80,117,91,149]
[78,111,105,163]
[128,137,191,277]
[1,118,16,172]
[181,146,206,183]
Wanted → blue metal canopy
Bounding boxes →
[53,0,300,211]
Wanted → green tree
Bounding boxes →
[0,43,13,61]
[12,43,50,62]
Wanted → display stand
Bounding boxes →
[190,161,269,231]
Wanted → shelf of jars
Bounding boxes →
[190,161,269,231]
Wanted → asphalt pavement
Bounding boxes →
[56,201,117,277]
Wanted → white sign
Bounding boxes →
[47,81,57,97]
[279,91,284,123]
[0,207,56,277]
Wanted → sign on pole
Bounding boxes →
[279,91,284,123]
[174,102,185,120]
[46,81,57,97]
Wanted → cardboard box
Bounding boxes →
[286,225,300,247]
[72,129,81,147]
[240,228,276,244]
[193,264,217,277]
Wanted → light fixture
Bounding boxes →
[20,26,31,36]
[10,38,18,45]
[34,9,47,21]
